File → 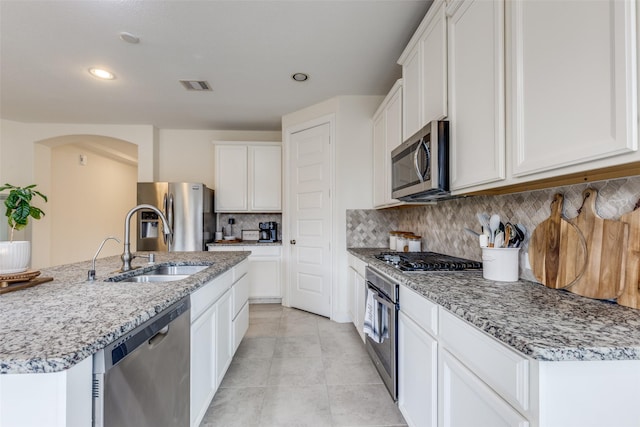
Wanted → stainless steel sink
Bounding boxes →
[146,265,209,275]
[108,263,211,283]
[119,274,190,283]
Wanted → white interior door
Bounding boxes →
[288,121,332,318]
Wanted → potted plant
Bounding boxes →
[0,183,47,274]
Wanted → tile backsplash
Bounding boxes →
[347,175,640,281]
[217,213,282,241]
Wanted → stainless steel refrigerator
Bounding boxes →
[136,182,215,251]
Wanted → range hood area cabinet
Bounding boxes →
[397,0,447,140]
[398,0,640,196]
[213,143,282,213]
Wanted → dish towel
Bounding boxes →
[363,288,389,343]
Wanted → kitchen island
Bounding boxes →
[349,248,640,427]
[0,251,250,426]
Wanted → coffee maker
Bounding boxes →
[259,222,278,242]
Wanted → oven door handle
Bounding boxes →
[371,291,394,310]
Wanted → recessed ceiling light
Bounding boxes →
[88,68,116,80]
[119,32,140,44]
[292,73,309,82]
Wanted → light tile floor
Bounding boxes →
[200,303,407,427]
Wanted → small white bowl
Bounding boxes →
[223,236,236,240]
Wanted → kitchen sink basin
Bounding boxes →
[120,274,190,283]
[146,265,209,275]
[107,263,211,283]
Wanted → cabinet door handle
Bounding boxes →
[290,240,296,245]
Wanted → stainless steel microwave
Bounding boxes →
[391,121,450,201]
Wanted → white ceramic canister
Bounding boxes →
[481,247,520,282]
[396,234,408,252]
[408,235,421,252]
[389,231,399,251]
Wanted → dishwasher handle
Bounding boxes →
[148,325,170,348]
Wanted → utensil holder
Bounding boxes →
[482,247,520,282]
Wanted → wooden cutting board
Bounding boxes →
[567,188,629,299]
[529,193,588,289]
[617,199,640,308]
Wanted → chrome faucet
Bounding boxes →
[121,204,172,272]
[88,236,121,281]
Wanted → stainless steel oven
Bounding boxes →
[391,120,450,202]
[364,266,399,401]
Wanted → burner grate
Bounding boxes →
[375,251,481,272]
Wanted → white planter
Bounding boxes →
[0,241,31,274]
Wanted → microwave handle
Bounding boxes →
[414,138,431,182]
[413,139,423,182]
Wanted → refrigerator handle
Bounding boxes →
[162,193,169,245]
[167,193,175,247]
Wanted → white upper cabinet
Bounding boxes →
[214,143,282,212]
[373,80,404,209]
[399,0,448,140]
[447,0,506,192]
[214,145,248,212]
[249,145,282,211]
[508,0,638,179]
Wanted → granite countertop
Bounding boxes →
[0,251,250,374]
[349,248,640,362]
[208,241,282,247]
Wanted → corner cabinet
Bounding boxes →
[447,0,506,192]
[373,80,404,209]
[398,0,448,139]
[214,143,282,213]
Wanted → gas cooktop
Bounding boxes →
[375,251,482,272]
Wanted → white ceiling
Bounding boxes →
[0,0,431,131]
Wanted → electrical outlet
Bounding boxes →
[524,254,531,270]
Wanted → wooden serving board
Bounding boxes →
[529,193,588,289]
[567,188,629,299]
[0,277,53,295]
[617,199,640,308]
[214,239,243,244]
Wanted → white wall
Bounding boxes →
[0,119,156,267]
[282,95,381,321]
[49,144,136,266]
[158,129,281,188]
[0,120,282,268]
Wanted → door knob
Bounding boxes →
[290,239,296,245]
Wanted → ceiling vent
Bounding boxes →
[179,80,212,91]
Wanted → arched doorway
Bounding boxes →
[34,135,138,267]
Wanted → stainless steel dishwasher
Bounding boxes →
[92,297,190,427]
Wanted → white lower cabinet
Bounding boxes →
[398,311,438,427]
[215,289,233,388]
[208,245,282,300]
[439,348,529,427]
[347,254,367,341]
[190,300,217,427]
[247,246,281,300]
[190,260,249,427]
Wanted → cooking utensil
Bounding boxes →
[618,199,640,308]
[477,212,490,235]
[494,231,505,248]
[567,188,629,300]
[504,224,512,247]
[528,193,588,289]
[464,227,480,237]
[489,214,501,246]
